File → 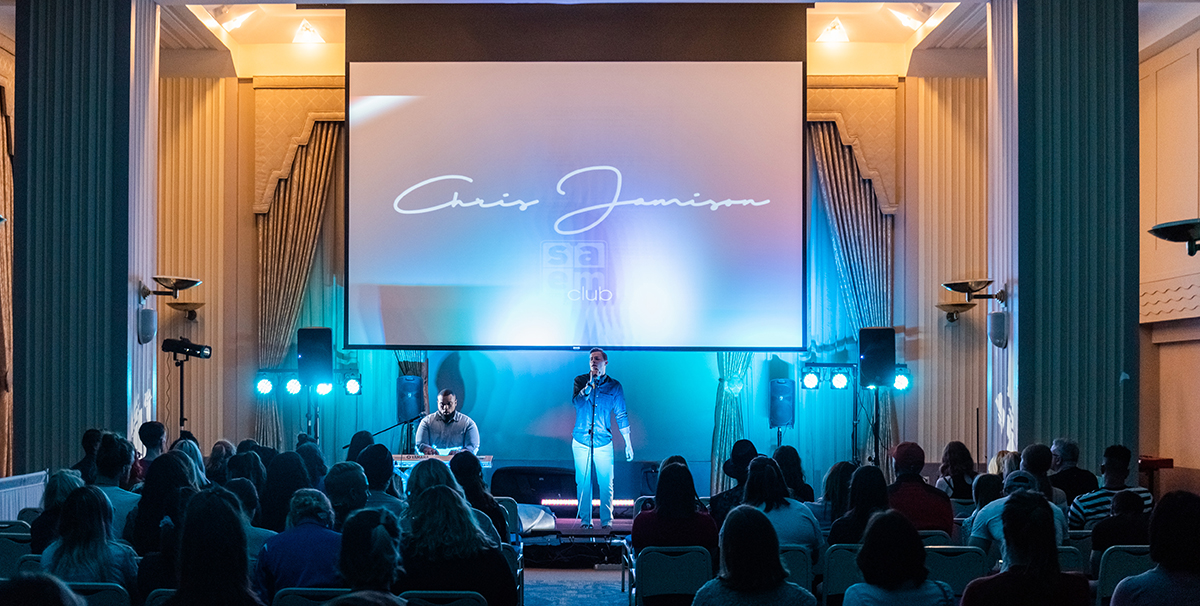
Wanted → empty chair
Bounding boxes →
[924,546,987,596]
[0,534,32,579]
[1067,530,1092,556]
[66,582,130,606]
[918,530,953,546]
[500,542,524,606]
[17,553,40,574]
[1097,545,1153,604]
[144,589,175,606]
[272,587,351,606]
[1058,545,1085,573]
[821,544,863,606]
[631,546,712,606]
[495,496,521,541]
[779,544,813,592]
[0,520,32,538]
[399,591,488,606]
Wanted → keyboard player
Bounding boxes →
[414,389,480,455]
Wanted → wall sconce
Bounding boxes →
[166,301,204,322]
[942,279,1006,304]
[139,275,202,301]
[1149,218,1200,256]
[935,302,977,323]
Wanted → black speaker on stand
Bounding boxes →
[298,327,334,443]
[770,379,795,450]
[858,327,896,465]
[397,375,426,454]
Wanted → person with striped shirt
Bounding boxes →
[1068,445,1153,530]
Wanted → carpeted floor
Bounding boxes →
[524,568,629,606]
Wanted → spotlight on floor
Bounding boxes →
[286,378,302,395]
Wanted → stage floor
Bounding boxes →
[554,518,633,537]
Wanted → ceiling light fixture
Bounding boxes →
[209,5,256,32]
[889,8,923,30]
[293,19,325,44]
[817,17,850,43]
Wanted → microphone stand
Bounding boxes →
[588,375,599,525]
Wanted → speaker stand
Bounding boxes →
[305,387,322,444]
[776,427,783,451]
[870,389,882,466]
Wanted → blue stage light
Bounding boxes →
[801,370,821,390]
[256,377,273,395]
[316,383,333,396]
[830,372,850,390]
[894,365,911,391]
[286,378,302,395]
[344,372,362,396]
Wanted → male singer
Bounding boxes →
[571,347,633,529]
[415,389,480,455]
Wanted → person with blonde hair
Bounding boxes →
[253,488,341,603]
[172,439,211,488]
[396,485,517,606]
[988,450,1020,478]
[31,469,85,554]
[403,458,502,544]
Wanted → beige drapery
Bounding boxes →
[710,351,752,495]
[0,105,12,476]
[809,122,896,477]
[255,121,343,450]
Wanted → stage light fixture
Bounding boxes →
[830,371,850,390]
[286,378,302,395]
[162,337,212,359]
[894,365,911,391]
[801,370,821,390]
[344,372,362,396]
[316,383,333,396]
[256,377,273,395]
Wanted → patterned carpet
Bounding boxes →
[525,568,629,606]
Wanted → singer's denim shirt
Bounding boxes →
[571,373,629,447]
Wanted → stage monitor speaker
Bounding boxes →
[297,327,333,386]
[491,466,576,505]
[769,379,795,428]
[859,327,896,388]
[397,375,425,422]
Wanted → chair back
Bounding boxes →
[1057,545,1084,573]
[698,496,710,509]
[951,498,975,518]
[918,530,953,546]
[779,544,812,593]
[633,546,712,605]
[821,544,863,606]
[17,553,41,574]
[495,496,521,539]
[0,519,32,538]
[272,587,350,606]
[924,546,988,596]
[1067,529,1092,556]
[144,589,175,606]
[1097,545,1153,600]
[399,590,488,606]
[17,508,42,525]
[66,582,130,606]
[633,496,655,515]
[0,534,32,578]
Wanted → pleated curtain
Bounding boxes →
[808,122,896,476]
[255,121,343,450]
[710,351,752,495]
[0,111,12,476]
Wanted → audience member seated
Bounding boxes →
[961,491,1089,606]
[987,450,1020,478]
[126,450,196,555]
[0,573,87,606]
[259,451,313,532]
[450,451,509,539]
[773,446,816,503]
[1088,489,1151,577]
[829,465,889,545]
[1111,490,1200,606]
[631,462,719,574]
[843,510,953,606]
[166,489,265,606]
[692,505,817,606]
[228,451,268,497]
[661,454,688,469]
[31,469,84,554]
[325,462,371,532]
[359,444,407,519]
[887,442,954,534]
[41,486,138,600]
[346,430,375,463]
[709,439,758,529]
[1049,439,1098,505]
[131,421,168,486]
[935,441,978,516]
[394,485,518,606]
[173,438,212,488]
[339,508,403,594]
[960,474,1003,539]
[94,432,140,539]
[404,458,501,545]
[297,442,329,492]
[70,428,102,485]
[237,439,279,469]
[743,457,824,565]
[254,488,342,603]
[206,439,236,486]
[969,471,1067,570]
[1069,444,1153,530]
[805,461,856,533]
[1020,444,1068,507]
[225,478,277,559]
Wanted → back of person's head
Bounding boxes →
[722,439,759,485]
[858,510,928,590]
[177,490,256,603]
[95,432,135,480]
[210,439,235,463]
[80,428,102,455]
[653,463,700,519]
[347,431,375,463]
[988,450,1021,477]
[718,505,788,592]
[742,456,790,512]
[206,440,236,484]
[405,458,461,498]
[892,442,925,476]
[357,444,396,491]
[449,451,496,508]
[42,469,85,511]
[228,451,267,492]
[46,486,112,581]
[972,473,1004,509]
[0,573,86,606]
[847,465,889,521]
[1149,490,1200,573]
[325,462,370,530]
[236,439,259,454]
[339,508,403,592]
[1103,444,1133,473]
[178,430,200,446]
[172,439,209,485]
[1001,490,1060,575]
[1020,444,1053,476]
[296,442,329,487]
[772,446,807,497]
[224,478,260,519]
[939,441,975,478]
[1002,470,1038,496]
[407,484,488,561]
[1111,489,1144,516]
[132,451,194,552]
[139,422,167,452]
[287,488,334,529]
[296,432,318,450]
[1051,439,1080,465]
[660,455,688,470]
[822,461,858,519]
[264,451,312,496]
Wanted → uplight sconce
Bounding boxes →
[1149,218,1200,256]
[817,18,849,43]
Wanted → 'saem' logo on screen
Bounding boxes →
[542,241,613,302]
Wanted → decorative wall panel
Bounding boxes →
[808,76,901,213]
[252,77,344,211]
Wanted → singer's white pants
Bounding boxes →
[572,439,614,526]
